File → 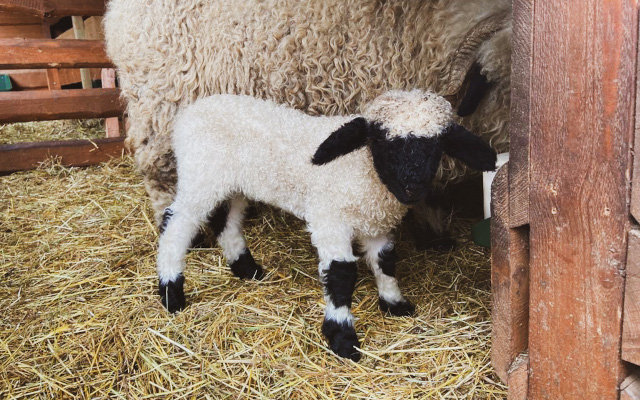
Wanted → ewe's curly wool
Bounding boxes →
[103,0,512,222]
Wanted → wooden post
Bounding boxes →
[508,0,533,228]
[101,68,120,138]
[491,164,530,383]
[71,15,92,89]
[41,20,61,90]
[623,230,640,365]
[526,0,636,398]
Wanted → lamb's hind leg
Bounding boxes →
[360,234,415,316]
[217,195,264,280]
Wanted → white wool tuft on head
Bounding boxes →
[362,89,454,139]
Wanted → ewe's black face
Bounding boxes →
[369,124,443,205]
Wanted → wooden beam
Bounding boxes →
[631,8,640,222]
[491,164,530,382]
[527,0,636,397]
[71,16,92,89]
[0,137,126,173]
[0,88,123,122]
[0,23,43,38]
[0,38,112,69]
[622,372,640,400]
[0,11,43,25]
[0,1,105,18]
[623,230,640,365]
[507,354,529,400]
[507,0,532,228]
[101,68,120,138]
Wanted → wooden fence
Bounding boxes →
[0,0,126,173]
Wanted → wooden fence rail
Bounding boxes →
[0,88,123,123]
[0,38,112,69]
[0,0,106,18]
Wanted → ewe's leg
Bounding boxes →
[311,226,361,361]
[409,200,456,251]
[360,235,415,317]
[157,204,210,313]
[217,196,264,280]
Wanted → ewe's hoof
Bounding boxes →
[159,275,186,313]
[379,298,415,317]
[322,319,361,361]
[230,251,264,280]
[415,236,456,252]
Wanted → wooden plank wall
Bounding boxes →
[526,0,636,398]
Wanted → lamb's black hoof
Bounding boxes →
[229,251,264,280]
[379,297,415,317]
[322,319,361,361]
[415,236,457,252]
[159,275,186,313]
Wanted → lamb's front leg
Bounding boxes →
[312,228,361,361]
[360,234,415,316]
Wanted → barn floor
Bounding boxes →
[0,124,505,399]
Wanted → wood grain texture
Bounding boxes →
[0,67,100,90]
[0,23,42,38]
[623,230,640,365]
[0,137,125,173]
[56,16,103,40]
[621,372,640,400]
[491,164,530,383]
[631,13,640,223]
[45,67,59,89]
[507,354,529,400]
[0,1,105,17]
[101,68,120,138]
[0,88,123,122]
[0,38,112,69]
[0,11,43,25]
[508,0,532,228]
[527,1,636,398]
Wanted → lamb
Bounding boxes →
[157,90,497,361]
[103,0,512,248]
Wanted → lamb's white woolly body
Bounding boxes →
[173,94,407,239]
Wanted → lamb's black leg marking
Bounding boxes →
[376,248,415,317]
[190,201,230,248]
[322,260,361,361]
[457,62,493,117]
[159,208,173,234]
[229,249,264,280]
[158,274,185,313]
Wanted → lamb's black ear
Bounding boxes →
[312,117,369,165]
[440,124,497,171]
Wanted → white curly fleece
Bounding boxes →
[172,94,415,243]
[363,90,454,139]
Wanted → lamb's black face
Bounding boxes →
[369,124,444,205]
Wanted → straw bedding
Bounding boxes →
[0,124,505,399]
